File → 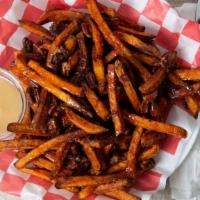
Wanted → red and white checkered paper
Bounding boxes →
[0,0,200,199]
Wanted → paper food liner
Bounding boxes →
[0,0,200,199]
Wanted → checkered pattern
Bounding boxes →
[0,0,199,199]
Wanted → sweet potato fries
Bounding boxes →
[1,0,199,200]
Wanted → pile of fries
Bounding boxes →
[1,0,200,199]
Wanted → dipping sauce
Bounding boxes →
[0,77,23,133]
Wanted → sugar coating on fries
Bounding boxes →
[3,0,200,199]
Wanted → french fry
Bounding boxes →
[64,107,108,134]
[139,67,166,95]
[19,20,53,40]
[175,68,200,81]
[87,0,151,81]
[64,35,77,54]
[76,31,88,73]
[107,160,126,174]
[104,50,118,64]
[139,144,160,161]
[7,123,48,137]
[54,142,70,174]
[168,73,190,89]
[28,60,83,97]
[63,186,80,193]
[90,20,103,56]
[90,19,105,93]
[92,48,106,94]
[32,158,55,171]
[61,50,80,76]
[47,20,79,70]
[95,179,130,194]
[20,168,54,182]
[38,9,84,24]
[115,60,141,112]
[115,31,160,58]
[132,52,159,66]
[31,89,48,130]
[56,172,125,188]
[15,130,85,168]
[104,189,141,200]
[83,82,109,121]
[16,151,55,171]
[80,140,101,175]
[79,185,96,199]
[185,96,199,118]
[80,139,105,149]
[124,111,187,138]
[22,69,92,117]
[126,127,143,177]
[108,64,125,135]
[116,25,155,41]
[0,139,44,150]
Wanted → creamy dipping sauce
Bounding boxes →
[0,77,22,133]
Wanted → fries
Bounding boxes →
[87,0,151,81]
[3,1,200,199]
[7,123,48,137]
[0,139,44,150]
[15,130,85,168]
[54,142,70,174]
[32,158,55,171]
[115,60,141,112]
[139,144,160,161]
[62,50,80,76]
[116,25,155,41]
[20,168,54,182]
[108,64,125,135]
[124,112,187,138]
[19,20,53,40]
[115,31,159,58]
[28,60,83,97]
[139,67,166,95]
[64,107,108,134]
[47,20,79,70]
[175,69,200,81]
[23,69,92,117]
[90,20,105,93]
[185,96,199,118]
[126,127,143,177]
[56,173,125,188]
[79,185,96,199]
[83,82,109,120]
[80,140,101,175]
[107,161,126,174]
[95,179,130,194]
[38,9,84,24]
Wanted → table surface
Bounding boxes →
[0,0,198,200]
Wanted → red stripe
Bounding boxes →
[134,171,161,191]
